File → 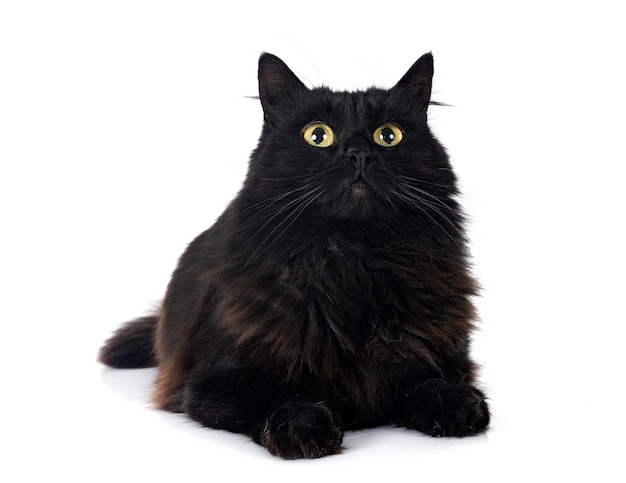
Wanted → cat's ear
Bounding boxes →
[393,52,434,108]
[258,53,307,120]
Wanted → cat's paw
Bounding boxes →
[405,383,490,437]
[259,401,343,459]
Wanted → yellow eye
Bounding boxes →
[373,123,403,147]
[303,122,335,148]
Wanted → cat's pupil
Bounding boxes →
[311,127,326,145]
[381,127,395,144]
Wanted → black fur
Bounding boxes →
[99,52,489,458]
[99,315,157,368]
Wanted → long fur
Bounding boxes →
[99,53,489,459]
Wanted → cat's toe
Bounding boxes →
[259,401,343,459]
[407,383,490,438]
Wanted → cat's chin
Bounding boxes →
[350,180,369,196]
[334,180,377,220]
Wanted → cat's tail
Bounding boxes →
[98,315,158,368]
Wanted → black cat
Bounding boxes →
[99,52,490,459]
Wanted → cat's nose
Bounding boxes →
[345,148,370,170]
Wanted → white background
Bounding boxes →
[1,1,625,481]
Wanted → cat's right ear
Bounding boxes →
[258,53,307,122]
[393,52,434,109]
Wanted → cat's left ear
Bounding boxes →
[258,53,307,121]
[393,52,434,108]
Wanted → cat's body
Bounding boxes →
[100,53,489,458]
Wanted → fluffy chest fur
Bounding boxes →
[212,228,475,408]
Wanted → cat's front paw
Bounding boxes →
[403,383,490,438]
[259,401,343,459]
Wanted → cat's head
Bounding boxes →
[243,53,458,229]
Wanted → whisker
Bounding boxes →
[238,184,323,234]
[389,187,460,247]
[396,183,460,223]
[385,193,400,214]
[398,174,455,190]
[258,174,313,182]
[242,186,325,266]
[257,190,325,256]
[242,186,321,245]
[240,183,316,216]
